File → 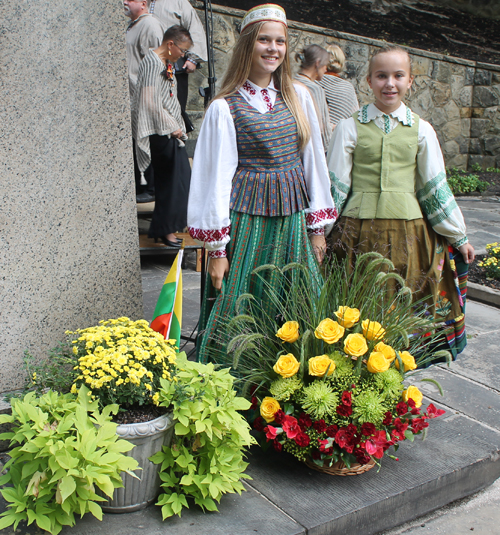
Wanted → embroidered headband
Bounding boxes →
[240,4,287,33]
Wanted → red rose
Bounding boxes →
[426,404,446,419]
[265,425,279,441]
[318,438,330,452]
[336,404,353,417]
[298,413,312,429]
[361,422,376,436]
[325,425,338,438]
[254,416,265,432]
[313,419,327,433]
[334,425,358,451]
[341,391,352,407]
[394,418,408,434]
[407,398,416,408]
[396,402,408,416]
[282,415,300,439]
[274,410,286,425]
[250,396,258,410]
[273,439,283,452]
[295,432,311,447]
[382,411,393,425]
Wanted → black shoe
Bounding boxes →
[155,237,181,248]
[136,192,155,203]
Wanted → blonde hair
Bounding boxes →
[294,44,329,70]
[214,21,311,150]
[368,44,412,76]
[325,44,345,74]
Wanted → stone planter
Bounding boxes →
[101,412,174,513]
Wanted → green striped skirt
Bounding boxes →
[197,210,322,366]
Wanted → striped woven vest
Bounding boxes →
[226,92,309,217]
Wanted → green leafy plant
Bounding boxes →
[150,354,255,519]
[486,167,500,173]
[471,162,483,172]
[478,242,500,280]
[446,167,489,194]
[0,387,138,534]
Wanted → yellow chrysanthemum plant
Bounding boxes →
[69,317,177,410]
[226,253,449,471]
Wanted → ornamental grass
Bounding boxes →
[225,253,447,469]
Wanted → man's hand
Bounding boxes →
[171,129,183,139]
[208,257,229,290]
[183,59,197,73]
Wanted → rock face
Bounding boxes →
[185,3,500,170]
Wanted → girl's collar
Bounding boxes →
[358,103,414,126]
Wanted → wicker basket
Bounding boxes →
[305,457,376,476]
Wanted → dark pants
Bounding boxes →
[148,135,191,239]
[133,140,154,195]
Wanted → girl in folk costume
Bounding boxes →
[327,45,475,359]
[188,4,335,364]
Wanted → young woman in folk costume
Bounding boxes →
[327,45,475,359]
[188,4,335,364]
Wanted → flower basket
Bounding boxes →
[226,254,449,472]
[304,457,376,476]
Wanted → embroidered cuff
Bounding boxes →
[308,227,325,236]
[450,236,468,249]
[305,208,337,229]
[208,249,227,259]
[189,226,230,243]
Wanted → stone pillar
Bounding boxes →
[0,0,143,391]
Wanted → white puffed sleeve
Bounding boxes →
[187,99,238,257]
[415,119,468,248]
[294,83,336,230]
[326,116,357,216]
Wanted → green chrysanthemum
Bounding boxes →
[328,350,354,378]
[373,368,404,400]
[352,390,387,426]
[270,376,303,401]
[301,382,339,419]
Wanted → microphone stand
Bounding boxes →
[199,0,216,108]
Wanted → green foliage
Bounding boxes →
[471,162,482,172]
[486,167,500,173]
[446,167,489,194]
[478,242,500,280]
[151,355,255,519]
[0,387,138,535]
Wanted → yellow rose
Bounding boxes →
[260,397,281,423]
[308,355,336,377]
[374,342,396,363]
[362,319,386,341]
[395,351,417,372]
[344,333,368,358]
[366,351,390,373]
[314,318,345,344]
[334,306,360,328]
[402,386,423,408]
[273,354,300,378]
[276,321,300,343]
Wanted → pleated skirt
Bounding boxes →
[197,210,323,366]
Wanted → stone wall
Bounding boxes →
[187,2,500,170]
[0,0,143,391]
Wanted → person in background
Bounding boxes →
[149,0,207,118]
[132,25,193,248]
[188,5,335,364]
[294,44,332,151]
[124,0,164,203]
[318,44,359,129]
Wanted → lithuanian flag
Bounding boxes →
[150,247,183,347]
